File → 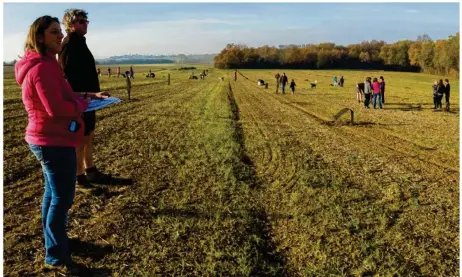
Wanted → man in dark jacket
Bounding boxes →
[59,9,111,187]
[280,73,288,94]
[379,76,385,103]
[444,79,450,112]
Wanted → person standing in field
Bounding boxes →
[233,70,237,81]
[372,77,382,109]
[432,81,438,109]
[280,73,288,94]
[356,82,365,103]
[107,67,111,77]
[289,79,296,95]
[364,77,372,108]
[117,66,121,78]
[333,76,338,87]
[59,8,112,188]
[125,72,132,100]
[16,15,90,274]
[444,79,450,112]
[434,79,445,111]
[96,67,101,77]
[129,65,134,79]
[339,76,344,87]
[379,76,385,103]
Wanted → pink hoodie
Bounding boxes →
[372,81,381,94]
[15,50,89,147]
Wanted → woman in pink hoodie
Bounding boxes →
[372,77,383,109]
[15,16,89,274]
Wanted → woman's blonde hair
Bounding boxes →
[24,15,60,56]
[62,8,88,34]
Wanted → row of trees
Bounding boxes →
[214,33,459,76]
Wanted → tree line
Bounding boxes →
[213,33,459,77]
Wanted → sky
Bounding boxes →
[3,2,460,61]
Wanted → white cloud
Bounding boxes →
[406,9,420,13]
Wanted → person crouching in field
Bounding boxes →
[364,77,372,108]
[356,82,365,103]
[372,77,382,109]
[290,79,296,95]
[15,16,90,274]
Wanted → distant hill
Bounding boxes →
[96,54,216,65]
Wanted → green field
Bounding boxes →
[3,64,459,276]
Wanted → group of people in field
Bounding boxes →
[274,73,296,95]
[356,76,386,109]
[13,9,127,275]
[96,65,135,78]
[433,79,451,112]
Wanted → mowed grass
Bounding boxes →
[3,64,459,276]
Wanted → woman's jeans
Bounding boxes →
[373,93,383,109]
[28,144,76,266]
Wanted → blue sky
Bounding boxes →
[3,2,460,61]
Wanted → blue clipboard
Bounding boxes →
[85,97,121,112]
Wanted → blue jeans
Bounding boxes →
[373,93,382,109]
[29,144,77,266]
[281,83,286,94]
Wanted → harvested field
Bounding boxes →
[3,65,459,276]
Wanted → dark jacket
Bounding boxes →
[380,81,385,93]
[280,75,288,85]
[436,85,445,96]
[357,83,365,91]
[445,83,450,95]
[59,32,100,92]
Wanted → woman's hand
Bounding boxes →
[93,91,111,99]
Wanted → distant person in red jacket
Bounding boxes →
[372,77,382,109]
[15,15,90,274]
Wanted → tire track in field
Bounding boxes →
[228,81,277,184]
[62,78,260,276]
[232,80,306,190]
[226,81,289,276]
